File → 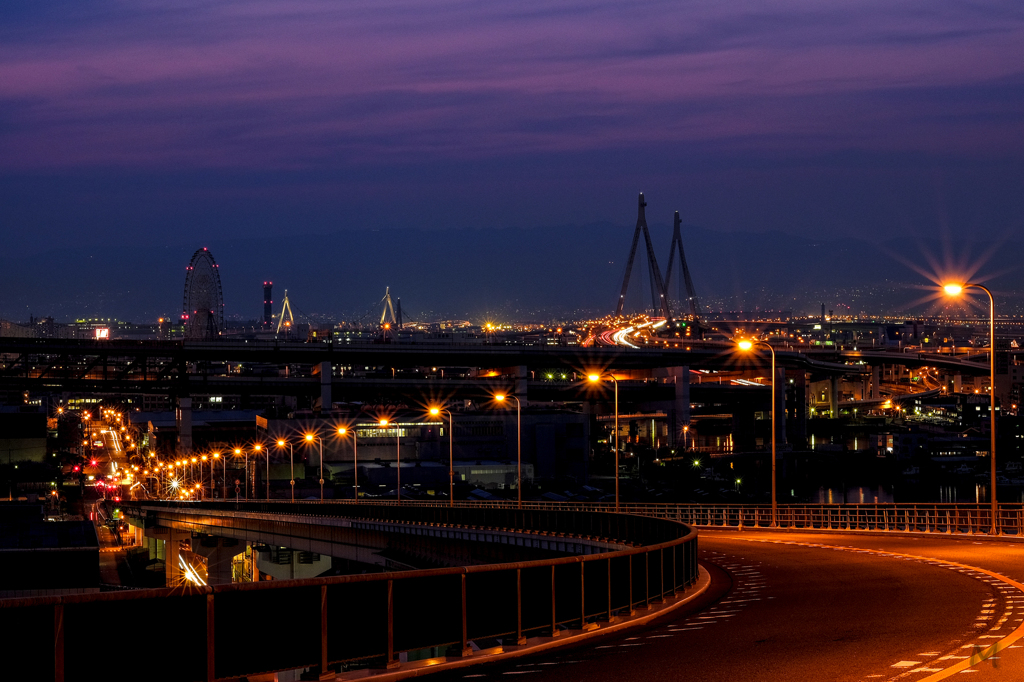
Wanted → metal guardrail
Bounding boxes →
[367,500,1023,536]
[2,503,697,682]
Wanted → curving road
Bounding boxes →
[428,531,1024,682]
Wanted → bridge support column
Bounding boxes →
[176,397,193,456]
[193,538,238,585]
[166,529,191,587]
[317,361,332,412]
[790,372,807,449]
[732,406,756,453]
[871,366,880,400]
[671,366,690,448]
[775,367,787,446]
[830,377,839,418]
[954,374,962,393]
[515,365,528,408]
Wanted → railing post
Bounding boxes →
[579,562,586,629]
[517,568,526,644]
[605,558,612,622]
[54,602,64,682]
[319,585,331,678]
[550,565,559,637]
[644,552,650,610]
[628,554,635,615]
[671,545,678,595]
[206,593,216,682]
[458,573,472,656]
[386,580,398,669]
[659,547,665,602]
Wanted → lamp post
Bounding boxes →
[211,453,220,499]
[493,395,522,508]
[251,444,266,499]
[429,407,455,506]
[943,282,999,534]
[200,455,208,498]
[737,339,778,528]
[233,448,247,500]
[304,433,325,501]
[379,419,401,502]
[587,374,620,513]
[337,427,358,502]
[277,440,294,501]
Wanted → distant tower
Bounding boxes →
[182,247,224,340]
[663,210,703,322]
[615,193,672,320]
[380,287,397,341]
[263,282,273,327]
[276,290,295,336]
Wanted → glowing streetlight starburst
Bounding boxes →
[943,283,964,296]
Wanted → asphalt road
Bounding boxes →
[426,530,1024,682]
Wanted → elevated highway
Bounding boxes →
[0,337,867,400]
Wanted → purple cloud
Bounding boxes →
[1,0,1021,171]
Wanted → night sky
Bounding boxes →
[1,1,1022,321]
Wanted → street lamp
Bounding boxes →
[252,444,267,499]
[737,339,778,527]
[211,453,221,499]
[304,433,325,501]
[429,407,455,506]
[943,281,999,534]
[233,448,247,500]
[493,395,522,508]
[277,439,294,501]
[200,455,208,498]
[379,418,401,502]
[337,427,358,502]
[587,373,620,513]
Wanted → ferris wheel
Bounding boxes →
[182,247,224,339]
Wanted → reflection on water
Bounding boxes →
[811,483,1024,505]
[814,485,893,504]
[937,484,990,503]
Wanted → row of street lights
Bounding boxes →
[732,280,999,532]
[144,280,999,525]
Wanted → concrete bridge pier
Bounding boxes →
[515,365,529,408]
[316,360,331,412]
[790,371,808,449]
[732,407,756,453]
[871,366,880,399]
[193,536,240,585]
[830,376,839,418]
[143,526,192,586]
[176,396,193,456]
[775,367,787,447]
[671,366,690,448]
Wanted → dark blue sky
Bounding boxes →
[1,0,1022,320]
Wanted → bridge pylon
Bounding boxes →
[275,289,295,336]
[380,287,398,342]
[663,209,703,334]
[615,193,672,321]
